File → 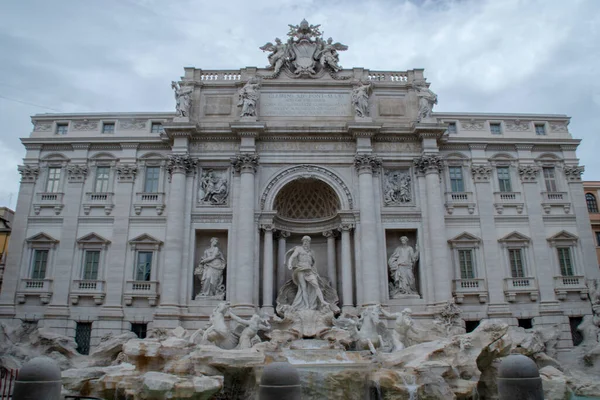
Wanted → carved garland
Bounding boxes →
[518,165,540,182]
[260,165,354,210]
[563,165,584,182]
[413,154,443,175]
[471,164,492,182]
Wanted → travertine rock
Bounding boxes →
[539,366,571,400]
[88,332,138,366]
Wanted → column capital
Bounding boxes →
[563,165,584,182]
[471,164,492,183]
[323,230,337,238]
[167,154,197,179]
[338,222,355,232]
[260,223,275,232]
[116,163,138,182]
[413,154,443,175]
[18,164,40,183]
[518,164,540,183]
[277,230,291,239]
[354,154,382,174]
[66,164,89,183]
[231,153,259,174]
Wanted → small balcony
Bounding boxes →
[493,192,524,214]
[504,277,539,302]
[553,275,588,300]
[444,192,475,215]
[70,280,106,305]
[541,192,570,214]
[33,192,64,215]
[133,192,165,215]
[124,280,159,306]
[16,278,53,304]
[83,192,114,215]
[452,278,488,303]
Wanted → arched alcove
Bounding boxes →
[274,178,341,221]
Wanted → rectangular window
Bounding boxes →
[518,318,533,329]
[557,247,574,276]
[94,166,110,193]
[570,317,583,346]
[144,166,160,193]
[131,323,147,339]
[46,167,61,192]
[83,250,100,280]
[135,251,152,281]
[31,249,49,279]
[535,124,546,136]
[458,249,475,279]
[543,167,557,192]
[102,123,115,134]
[56,123,68,135]
[447,122,457,134]
[75,322,92,355]
[508,249,525,278]
[490,123,502,135]
[497,167,512,192]
[448,167,465,192]
[151,123,163,133]
[596,232,600,246]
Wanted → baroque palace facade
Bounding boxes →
[0,20,598,354]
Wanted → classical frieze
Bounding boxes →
[33,122,53,132]
[231,153,259,173]
[459,120,484,131]
[550,123,568,133]
[413,154,443,175]
[72,120,99,131]
[198,169,229,206]
[18,165,40,183]
[505,120,530,131]
[257,141,355,152]
[120,119,147,130]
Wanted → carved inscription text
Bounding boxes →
[260,92,351,117]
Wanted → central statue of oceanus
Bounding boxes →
[276,236,340,315]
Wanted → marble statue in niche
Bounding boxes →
[171,81,193,118]
[352,81,372,118]
[384,170,412,205]
[388,236,420,298]
[198,169,228,205]
[414,80,437,122]
[276,236,339,314]
[237,79,260,117]
[195,237,226,299]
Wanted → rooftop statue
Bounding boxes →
[171,81,193,118]
[259,19,348,79]
[414,80,438,122]
[237,79,260,117]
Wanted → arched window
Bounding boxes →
[586,193,599,213]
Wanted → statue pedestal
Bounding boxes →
[390,294,421,300]
[172,116,190,123]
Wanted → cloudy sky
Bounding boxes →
[1,0,599,209]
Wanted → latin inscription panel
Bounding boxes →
[260,92,351,117]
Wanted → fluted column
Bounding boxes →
[339,223,354,309]
[354,154,382,306]
[414,154,451,304]
[261,224,274,313]
[323,230,337,288]
[277,231,290,290]
[160,154,196,310]
[231,153,259,308]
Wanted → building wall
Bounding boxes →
[583,181,600,267]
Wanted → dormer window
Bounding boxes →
[151,123,164,133]
[56,123,68,135]
[102,122,115,134]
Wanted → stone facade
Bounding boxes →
[0,21,598,357]
[584,181,600,266]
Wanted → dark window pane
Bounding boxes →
[75,322,92,355]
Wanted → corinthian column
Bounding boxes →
[161,154,196,310]
[338,222,354,309]
[414,154,451,304]
[231,153,259,309]
[277,231,290,290]
[261,224,274,314]
[354,154,382,306]
[323,230,337,288]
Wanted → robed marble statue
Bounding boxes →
[388,236,419,297]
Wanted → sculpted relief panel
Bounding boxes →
[198,169,229,206]
[384,169,412,206]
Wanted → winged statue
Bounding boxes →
[315,37,348,72]
[259,37,289,76]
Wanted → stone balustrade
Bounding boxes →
[70,280,106,305]
[503,277,539,302]
[83,192,114,215]
[124,280,159,306]
[553,275,588,300]
[17,278,53,304]
[133,192,165,215]
[452,278,488,303]
[33,193,64,215]
[444,191,475,214]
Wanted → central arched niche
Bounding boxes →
[273,178,341,221]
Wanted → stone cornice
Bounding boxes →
[230,122,266,138]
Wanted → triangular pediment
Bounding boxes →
[77,232,111,245]
[129,233,163,245]
[448,232,481,244]
[26,232,59,244]
[547,230,578,242]
[498,231,531,243]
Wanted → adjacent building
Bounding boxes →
[0,207,14,292]
[584,181,600,267]
[0,21,597,356]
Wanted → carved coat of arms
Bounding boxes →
[259,19,348,79]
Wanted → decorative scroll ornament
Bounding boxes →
[354,154,382,173]
[231,153,259,173]
[120,119,147,130]
[259,19,348,79]
[72,120,98,131]
[167,154,197,178]
[563,165,584,182]
[471,164,492,182]
[505,120,530,131]
[116,164,138,182]
[384,170,412,205]
[459,120,484,131]
[171,81,193,118]
[67,164,89,182]
[198,169,229,205]
[518,164,540,182]
[18,165,40,183]
[413,154,443,175]
[33,122,52,132]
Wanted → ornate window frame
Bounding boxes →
[134,153,167,215]
[70,233,111,305]
[124,234,163,306]
[498,231,538,302]
[448,232,487,303]
[547,231,581,276]
[16,232,59,304]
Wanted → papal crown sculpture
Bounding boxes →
[259,19,349,79]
